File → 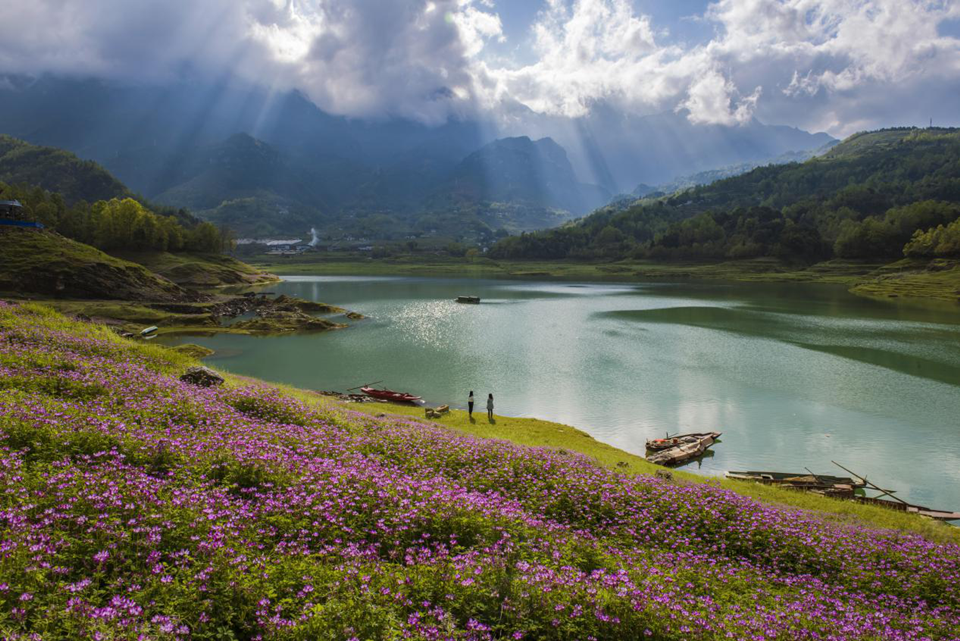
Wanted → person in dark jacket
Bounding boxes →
[486,393,494,421]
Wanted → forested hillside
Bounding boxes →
[490,128,960,262]
[0,135,131,204]
[2,182,224,254]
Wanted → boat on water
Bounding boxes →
[725,470,866,489]
[456,296,480,304]
[727,466,960,520]
[853,496,960,522]
[360,386,422,403]
[646,432,721,466]
[726,470,863,499]
[646,432,722,451]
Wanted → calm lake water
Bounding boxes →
[166,275,960,510]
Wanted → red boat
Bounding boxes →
[361,386,422,403]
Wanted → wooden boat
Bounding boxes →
[646,432,721,451]
[853,496,960,522]
[456,296,480,304]
[360,386,422,403]
[646,432,720,466]
[725,471,866,489]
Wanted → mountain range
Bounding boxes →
[0,75,835,238]
[490,127,960,263]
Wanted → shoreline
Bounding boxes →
[314,394,960,541]
[251,255,960,305]
[2,299,957,544]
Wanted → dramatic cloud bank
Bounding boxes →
[1,0,959,134]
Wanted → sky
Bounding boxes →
[1,0,959,137]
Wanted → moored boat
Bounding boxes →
[646,432,722,451]
[725,470,866,489]
[646,432,721,466]
[853,496,960,521]
[360,386,422,403]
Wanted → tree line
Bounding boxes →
[1,182,229,254]
[490,129,960,262]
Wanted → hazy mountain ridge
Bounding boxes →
[630,142,840,199]
[0,76,835,238]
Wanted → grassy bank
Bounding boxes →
[344,400,959,543]
[851,258,960,302]
[115,251,279,288]
[39,298,354,337]
[2,301,960,639]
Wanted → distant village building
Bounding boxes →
[0,200,44,229]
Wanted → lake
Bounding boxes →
[165,275,960,510]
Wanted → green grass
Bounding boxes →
[116,251,279,288]
[332,399,960,543]
[0,228,185,301]
[851,258,960,302]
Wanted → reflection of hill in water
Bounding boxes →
[599,306,960,387]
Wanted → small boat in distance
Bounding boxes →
[646,432,722,451]
[361,386,422,403]
[456,296,480,304]
[646,432,721,466]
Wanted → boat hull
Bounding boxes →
[361,387,422,403]
[646,432,722,451]
[725,471,866,489]
[647,432,721,466]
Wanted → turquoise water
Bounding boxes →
[165,276,960,510]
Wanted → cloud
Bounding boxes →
[0,0,501,124]
[1,0,959,134]
[485,0,960,133]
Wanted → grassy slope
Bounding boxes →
[0,228,187,301]
[851,259,960,302]
[5,303,960,639]
[341,400,959,544]
[115,251,279,288]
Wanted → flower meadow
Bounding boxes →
[0,302,959,640]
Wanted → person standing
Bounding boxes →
[468,391,475,418]
[486,393,494,421]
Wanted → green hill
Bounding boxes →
[0,227,190,301]
[490,127,960,262]
[115,250,278,288]
[0,134,131,204]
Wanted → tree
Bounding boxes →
[187,222,221,253]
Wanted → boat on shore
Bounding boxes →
[646,432,722,451]
[456,296,480,304]
[360,386,422,403]
[646,432,721,466]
